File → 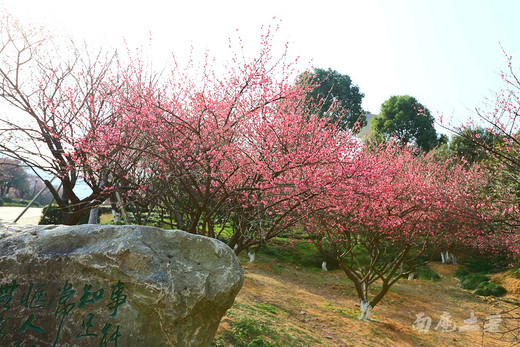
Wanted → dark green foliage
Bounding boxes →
[39,205,65,225]
[413,266,441,281]
[457,258,508,296]
[464,258,496,274]
[212,318,276,347]
[299,68,365,131]
[301,250,340,270]
[259,240,339,270]
[98,206,113,215]
[371,95,442,152]
[449,127,498,164]
[0,198,3,206]
[1,196,19,206]
[39,204,91,225]
[474,282,507,297]
[455,268,470,280]
[460,273,490,290]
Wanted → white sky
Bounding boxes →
[2,0,520,122]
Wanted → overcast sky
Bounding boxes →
[3,0,520,122]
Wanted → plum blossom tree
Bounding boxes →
[79,25,362,254]
[224,111,360,254]
[440,51,520,230]
[437,52,520,343]
[307,143,518,321]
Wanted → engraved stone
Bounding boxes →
[0,222,243,346]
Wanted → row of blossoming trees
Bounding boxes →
[1,16,519,320]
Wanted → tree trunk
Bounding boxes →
[62,211,84,225]
[111,208,121,223]
[88,206,99,224]
[359,300,372,321]
[322,261,328,271]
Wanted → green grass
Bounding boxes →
[213,317,277,347]
[0,196,41,207]
[2,201,40,207]
[258,238,339,270]
[213,302,321,347]
[324,303,358,319]
[255,303,280,315]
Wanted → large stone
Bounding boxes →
[0,222,243,346]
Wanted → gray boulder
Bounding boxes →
[0,222,243,346]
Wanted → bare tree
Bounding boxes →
[0,13,121,224]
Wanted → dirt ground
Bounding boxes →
[216,258,520,346]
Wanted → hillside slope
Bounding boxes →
[214,254,519,346]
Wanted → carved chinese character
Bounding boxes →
[76,313,98,339]
[18,314,45,335]
[99,322,121,346]
[484,314,502,333]
[20,283,50,309]
[53,280,76,346]
[107,281,127,317]
[79,284,104,308]
[0,280,20,311]
[0,316,7,342]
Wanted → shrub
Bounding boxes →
[259,240,340,270]
[413,265,441,281]
[38,205,92,225]
[474,282,507,297]
[455,268,470,279]
[99,206,113,215]
[39,205,61,225]
[301,250,339,270]
[0,198,3,206]
[464,258,495,274]
[460,273,490,290]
